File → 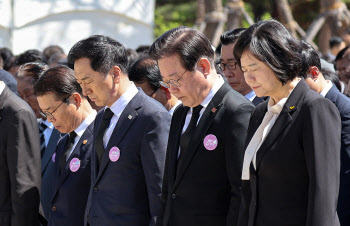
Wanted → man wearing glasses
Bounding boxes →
[68,35,171,226]
[34,65,96,226]
[129,56,181,115]
[219,28,265,106]
[149,26,254,226]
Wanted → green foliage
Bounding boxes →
[154,2,197,39]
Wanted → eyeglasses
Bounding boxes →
[39,96,70,119]
[217,62,238,71]
[159,69,188,89]
[149,87,159,97]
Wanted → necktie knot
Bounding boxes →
[193,105,203,115]
[103,108,114,120]
[38,122,47,133]
[68,131,77,144]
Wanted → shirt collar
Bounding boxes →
[74,110,97,137]
[320,80,333,97]
[169,100,182,115]
[108,82,138,116]
[245,89,256,102]
[198,75,224,110]
[0,81,5,95]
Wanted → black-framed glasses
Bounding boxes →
[39,96,70,119]
[159,69,188,89]
[149,87,160,97]
[217,62,238,71]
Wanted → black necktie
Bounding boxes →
[60,131,77,171]
[38,122,47,158]
[179,105,203,157]
[96,108,114,167]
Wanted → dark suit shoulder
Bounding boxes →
[2,89,34,116]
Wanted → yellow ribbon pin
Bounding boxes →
[290,106,295,110]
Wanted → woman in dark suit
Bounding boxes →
[233,20,342,226]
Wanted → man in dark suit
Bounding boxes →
[0,81,41,226]
[17,62,62,219]
[149,26,255,226]
[219,28,264,106]
[34,65,96,226]
[68,35,171,226]
[301,44,350,226]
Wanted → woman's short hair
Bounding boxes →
[234,19,302,84]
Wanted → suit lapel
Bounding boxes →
[255,80,309,169]
[53,125,93,200]
[41,129,60,174]
[173,83,229,189]
[325,85,338,104]
[95,93,142,182]
[168,105,188,188]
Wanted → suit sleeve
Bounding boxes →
[140,111,171,226]
[225,102,255,226]
[303,98,341,226]
[7,109,41,226]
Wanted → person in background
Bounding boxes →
[17,62,62,219]
[129,56,181,115]
[234,19,341,226]
[300,41,350,226]
[219,28,265,106]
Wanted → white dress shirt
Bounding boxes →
[103,82,138,149]
[245,89,257,102]
[320,80,333,97]
[66,110,97,160]
[0,81,5,95]
[169,100,182,116]
[38,119,54,147]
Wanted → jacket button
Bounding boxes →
[52,206,56,211]
[171,194,176,199]
[93,187,98,192]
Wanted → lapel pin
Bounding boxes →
[128,115,132,120]
[290,106,295,110]
[211,108,217,113]
[83,140,87,144]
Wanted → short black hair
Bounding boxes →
[16,49,45,66]
[329,36,344,49]
[149,26,215,71]
[0,47,13,71]
[43,45,65,61]
[220,28,246,45]
[335,46,350,63]
[126,48,139,71]
[128,57,161,91]
[136,45,151,54]
[300,41,321,78]
[234,19,302,85]
[17,62,49,84]
[67,35,128,75]
[34,65,83,101]
[322,68,341,92]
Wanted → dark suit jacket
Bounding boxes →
[41,127,61,219]
[238,80,341,226]
[48,121,94,226]
[251,96,265,106]
[159,82,254,226]
[326,85,350,226]
[0,69,18,95]
[0,85,41,226]
[85,90,171,226]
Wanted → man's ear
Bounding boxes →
[71,93,82,108]
[309,66,320,80]
[196,58,211,77]
[111,66,122,83]
[162,87,172,100]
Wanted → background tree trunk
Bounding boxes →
[226,0,242,31]
[195,0,205,27]
[203,0,224,47]
[275,0,297,37]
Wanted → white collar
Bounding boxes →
[320,80,333,97]
[108,82,138,116]
[74,110,97,137]
[169,100,182,115]
[198,75,224,109]
[245,89,256,102]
